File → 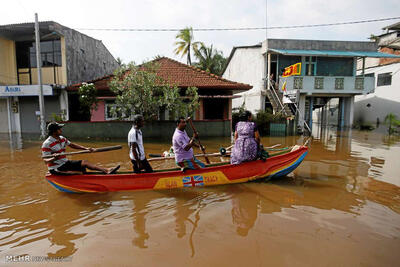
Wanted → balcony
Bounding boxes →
[279,76,375,95]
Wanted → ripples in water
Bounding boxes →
[0,128,400,265]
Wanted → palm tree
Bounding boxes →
[174,27,201,65]
[384,113,400,134]
[193,43,227,75]
[116,57,124,66]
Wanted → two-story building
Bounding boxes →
[223,39,400,131]
[0,21,118,136]
[354,22,400,126]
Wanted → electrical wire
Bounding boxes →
[76,17,400,32]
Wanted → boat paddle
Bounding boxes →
[186,117,210,164]
[42,145,122,159]
[148,151,230,162]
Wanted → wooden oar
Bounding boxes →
[265,144,281,149]
[148,151,230,162]
[187,117,210,164]
[42,145,122,159]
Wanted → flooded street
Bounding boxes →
[1,127,400,266]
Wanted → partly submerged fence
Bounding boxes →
[61,120,232,139]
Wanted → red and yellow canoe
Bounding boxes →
[45,145,308,193]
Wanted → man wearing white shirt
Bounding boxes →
[128,115,153,173]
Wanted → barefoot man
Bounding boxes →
[42,122,120,174]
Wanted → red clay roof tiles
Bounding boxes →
[67,57,252,91]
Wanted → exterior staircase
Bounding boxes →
[265,79,293,117]
[265,78,312,135]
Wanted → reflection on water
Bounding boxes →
[231,186,258,237]
[0,127,400,265]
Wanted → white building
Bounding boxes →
[354,21,400,125]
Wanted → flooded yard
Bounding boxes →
[0,127,399,266]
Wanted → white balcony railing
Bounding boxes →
[279,76,375,95]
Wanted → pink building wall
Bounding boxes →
[91,100,105,121]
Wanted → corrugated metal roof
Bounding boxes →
[382,21,400,31]
[268,48,400,58]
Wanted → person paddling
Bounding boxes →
[172,117,205,171]
[42,122,120,175]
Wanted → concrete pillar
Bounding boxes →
[323,102,329,126]
[228,99,232,120]
[165,109,169,120]
[343,96,354,127]
[7,97,12,136]
[320,105,325,126]
[199,99,204,120]
[297,94,306,130]
[338,97,345,129]
[59,89,69,121]
[309,97,313,131]
[260,94,266,111]
[7,96,21,134]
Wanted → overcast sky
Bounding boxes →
[1,0,399,64]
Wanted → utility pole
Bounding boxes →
[35,13,46,139]
[265,0,270,95]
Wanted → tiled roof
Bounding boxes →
[67,57,252,91]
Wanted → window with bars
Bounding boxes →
[305,56,316,76]
[294,77,303,89]
[377,73,392,86]
[314,77,324,89]
[105,101,132,121]
[355,77,364,90]
[335,78,344,90]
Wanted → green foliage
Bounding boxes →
[51,113,63,122]
[78,83,98,115]
[369,34,379,42]
[174,27,202,65]
[193,43,227,75]
[109,62,199,121]
[254,109,287,135]
[231,106,287,136]
[231,103,247,130]
[384,113,400,135]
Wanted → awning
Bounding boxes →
[268,48,400,58]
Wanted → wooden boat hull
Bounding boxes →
[45,146,308,193]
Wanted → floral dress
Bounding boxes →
[230,121,258,164]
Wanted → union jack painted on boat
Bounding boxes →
[182,175,204,187]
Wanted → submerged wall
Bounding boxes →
[61,120,232,139]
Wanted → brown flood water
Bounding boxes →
[0,127,400,266]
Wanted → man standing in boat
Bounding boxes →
[42,122,120,174]
[128,115,153,173]
[172,117,205,171]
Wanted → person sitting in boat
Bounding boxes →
[172,117,205,170]
[128,114,153,173]
[42,122,120,175]
[230,110,260,165]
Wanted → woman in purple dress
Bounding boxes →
[231,111,261,165]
